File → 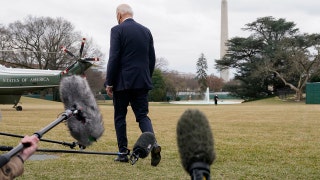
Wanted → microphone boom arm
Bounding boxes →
[0,110,72,168]
[0,146,129,156]
[0,132,77,149]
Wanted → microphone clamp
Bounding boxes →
[129,152,139,165]
[63,109,73,119]
[66,106,86,123]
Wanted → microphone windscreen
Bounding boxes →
[133,132,155,158]
[59,75,104,147]
[176,109,216,172]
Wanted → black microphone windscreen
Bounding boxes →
[176,109,216,172]
[59,75,104,147]
[133,132,155,158]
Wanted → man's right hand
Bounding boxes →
[106,86,113,98]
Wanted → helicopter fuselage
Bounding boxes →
[0,61,94,111]
[0,38,98,111]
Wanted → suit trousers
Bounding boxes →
[113,89,154,153]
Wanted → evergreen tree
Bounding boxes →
[149,69,167,102]
[216,16,320,101]
[196,53,208,96]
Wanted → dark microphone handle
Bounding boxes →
[0,143,24,167]
[0,111,71,168]
[0,154,10,168]
[189,162,210,180]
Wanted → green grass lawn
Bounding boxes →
[0,97,319,179]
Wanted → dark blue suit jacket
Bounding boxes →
[106,19,156,91]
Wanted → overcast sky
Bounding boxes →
[1,0,320,76]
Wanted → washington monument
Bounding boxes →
[220,0,230,82]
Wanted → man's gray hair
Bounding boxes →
[116,4,134,16]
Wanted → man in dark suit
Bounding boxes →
[105,4,161,166]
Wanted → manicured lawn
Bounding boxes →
[0,97,319,179]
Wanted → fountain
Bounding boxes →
[204,87,210,103]
[169,87,243,105]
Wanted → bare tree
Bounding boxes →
[163,71,199,100]
[0,25,12,64]
[86,68,105,94]
[163,71,181,100]
[155,57,169,72]
[207,74,224,92]
[7,16,79,69]
[5,15,103,70]
[41,17,80,69]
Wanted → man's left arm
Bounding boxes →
[148,32,156,76]
[106,27,122,87]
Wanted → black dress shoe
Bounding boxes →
[114,155,129,163]
[151,144,161,166]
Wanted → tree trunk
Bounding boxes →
[295,90,302,101]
